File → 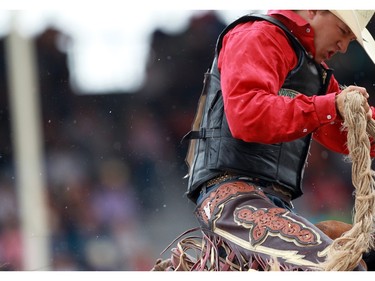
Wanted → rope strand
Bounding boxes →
[322,90,375,271]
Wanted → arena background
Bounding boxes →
[0,8,375,270]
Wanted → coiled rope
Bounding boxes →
[322,91,375,271]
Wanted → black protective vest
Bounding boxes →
[184,14,333,202]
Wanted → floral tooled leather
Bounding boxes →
[234,206,319,247]
[196,181,265,225]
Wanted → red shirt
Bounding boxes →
[218,10,375,156]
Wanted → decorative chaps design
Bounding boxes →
[152,180,369,271]
[234,206,319,247]
[193,180,332,270]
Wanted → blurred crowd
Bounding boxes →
[0,11,374,271]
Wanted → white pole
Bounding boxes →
[5,12,51,270]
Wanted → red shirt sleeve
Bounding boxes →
[313,78,375,157]
[312,77,349,154]
[218,21,339,144]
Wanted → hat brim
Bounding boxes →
[362,28,375,64]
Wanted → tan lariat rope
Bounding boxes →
[322,90,375,271]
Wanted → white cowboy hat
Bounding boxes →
[330,10,375,64]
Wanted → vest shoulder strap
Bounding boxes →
[215,13,308,58]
